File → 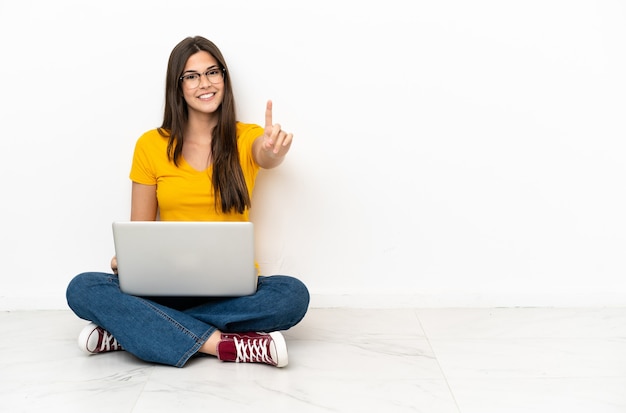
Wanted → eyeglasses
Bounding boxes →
[179,67,225,89]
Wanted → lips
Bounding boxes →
[198,93,215,100]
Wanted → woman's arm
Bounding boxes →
[131,182,158,221]
[111,180,157,274]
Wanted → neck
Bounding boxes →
[186,112,217,143]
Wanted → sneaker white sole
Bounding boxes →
[269,331,288,367]
[77,322,99,354]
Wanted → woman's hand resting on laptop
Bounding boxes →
[111,256,118,274]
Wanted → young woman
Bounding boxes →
[66,36,310,368]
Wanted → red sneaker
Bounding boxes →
[78,323,124,354]
[217,332,288,367]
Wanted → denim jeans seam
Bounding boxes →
[140,298,204,340]
[140,298,214,366]
[175,329,215,367]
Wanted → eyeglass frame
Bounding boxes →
[179,66,226,88]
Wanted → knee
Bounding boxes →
[67,272,97,297]
[66,272,116,310]
[268,275,310,322]
[293,277,310,321]
[290,277,310,313]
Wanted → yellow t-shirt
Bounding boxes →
[129,122,263,222]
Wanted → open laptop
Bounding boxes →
[112,221,258,297]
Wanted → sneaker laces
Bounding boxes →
[233,336,273,364]
[99,329,122,352]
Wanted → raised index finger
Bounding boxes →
[265,100,273,129]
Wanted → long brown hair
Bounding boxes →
[159,36,251,214]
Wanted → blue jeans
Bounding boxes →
[66,272,310,367]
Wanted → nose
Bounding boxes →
[198,74,211,88]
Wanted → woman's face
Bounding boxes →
[180,51,224,118]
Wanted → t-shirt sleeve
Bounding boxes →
[237,123,263,170]
[129,133,157,185]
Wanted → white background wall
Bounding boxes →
[1,0,625,310]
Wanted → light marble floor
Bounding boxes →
[1,307,625,413]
